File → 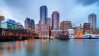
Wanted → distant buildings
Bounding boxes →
[40,5,48,24]
[83,23,90,30]
[88,13,96,29]
[0,19,18,30]
[52,11,59,30]
[17,22,24,29]
[60,21,72,31]
[1,5,99,38]
[0,16,5,22]
[25,18,35,32]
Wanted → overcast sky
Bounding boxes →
[0,0,99,28]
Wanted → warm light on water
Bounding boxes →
[0,39,99,56]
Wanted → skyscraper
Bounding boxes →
[52,11,59,30]
[88,13,96,29]
[40,5,48,24]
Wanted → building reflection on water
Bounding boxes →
[0,39,99,56]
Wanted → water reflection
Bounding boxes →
[0,39,99,56]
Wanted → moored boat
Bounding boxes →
[56,34,70,40]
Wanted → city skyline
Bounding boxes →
[0,0,99,28]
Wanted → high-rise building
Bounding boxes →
[60,21,72,31]
[52,11,59,30]
[83,23,90,30]
[88,13,96,29]
[40,5,48,24]
[25,18,35,32]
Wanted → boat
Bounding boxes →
[56,34,70,40]
[81,34,99,39]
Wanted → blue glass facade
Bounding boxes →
[40,5,47,24]
[6,19,17,25]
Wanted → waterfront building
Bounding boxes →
[60,21,72,31]
[0,22,7,29]
[0,19,18,29]
[83,23,90,30]
[38,24,50,38]
[51,30,63,38]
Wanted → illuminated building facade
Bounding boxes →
[38,24,50,38]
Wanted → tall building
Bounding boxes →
[40,5,48,24]
[25,18,35,32]
[52,11,59,30]
[60,21,72,31]
[88,13,96,29]
[83,23,90,30]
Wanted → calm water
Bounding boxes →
[0,39,99,56]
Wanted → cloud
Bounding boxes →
[3,0,30,9]
[77,0,99,6]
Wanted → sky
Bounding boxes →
[0,0,99,28]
